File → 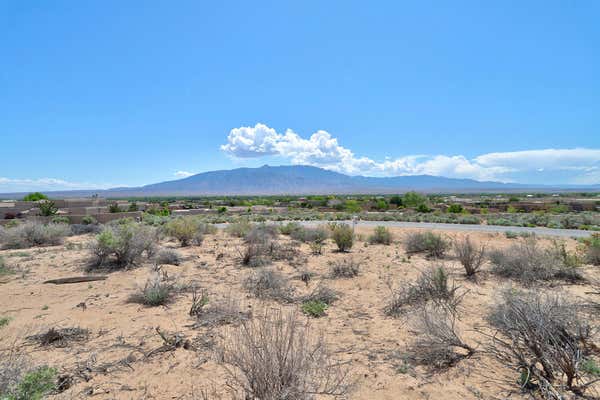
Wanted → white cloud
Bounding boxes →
[174,171,194,178]
[0,177,115,193]
[221,123,600,183]
[475,148,600,170]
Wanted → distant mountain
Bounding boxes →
[1,165,598,199]
[136,165,525,195]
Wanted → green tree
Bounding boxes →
[403,191,426,208]
[389,195,403,207]
[416,203,431,213]
[447,204,464,213]
[344,200,362,213]
[374,199,389,211]
[23,192,48,201]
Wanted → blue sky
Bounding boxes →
[1,0,599,192]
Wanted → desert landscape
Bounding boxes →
[3,2,599,399]
[1,218,599,400]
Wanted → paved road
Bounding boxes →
[217,220,593,238]
[300,220,593,238]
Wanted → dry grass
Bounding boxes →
[0,346,29,396]
[329,257,360,278]
[27,327,89,348]
[128,272,178,306]
[408,305,474,369]
[155,248,182,265]
[368,226,392,245]
[489,237,583,285]
[385,266,464,316]
[243,269,296,303]
[486,289,596,398]
[453,235,486,278]
[404,231,449,258]
[218,309,351,400]
[0,221,70,249]
[189,289,250,327]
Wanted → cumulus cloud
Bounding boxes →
[221,123,600,183]
[174,171,194,178]
[0,177,116,193]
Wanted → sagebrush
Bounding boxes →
[219,309,350,400]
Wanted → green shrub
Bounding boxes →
[374,199,389,211]
[129,273,175,306]
[226,220,252,238]
[331,224,354,252]
[390,195,403,207]
[146,204,170,216]
[404,231,449,258]
[0,317,10,328]
[37,200,57,216]
[290,226,328,244]
[81,215,97,225]
[368,226,392,245]
[279,222,302,236]
[0,256,8,275]
[447,204,464,213]
[403,192,426,208]
[416,204,431,213]
[89,222,158,269]
[50,216,70,224]
[344,200,361,213]
[582,359,600,376]
[580,233,600,266]
[128,202,139,212]
[141,213,170,226]
[22,192,48,202]
[301,300,328,318]
[3,366,56,400]
[108,202,121,213]
[163,217,206,246]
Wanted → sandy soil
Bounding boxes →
[1,227,598,400]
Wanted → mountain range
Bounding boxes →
[1,165,599,198]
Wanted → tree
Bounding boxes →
[403,191,426,208]
[389,195,403,207]
[344,200,361,213]
[374,199,389,211]
[23,192,48,201]
[447,204,464,213]
[108,202,121,213]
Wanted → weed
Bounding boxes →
[301,300,328,317]
[368,226,392,245]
